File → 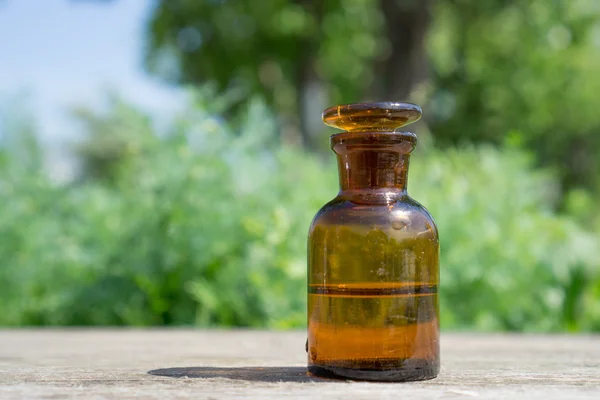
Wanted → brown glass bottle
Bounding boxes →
[307,102,439,381]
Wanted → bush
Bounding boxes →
[0,98,332,328]
[0,96,598,330]
[411,145,600,331]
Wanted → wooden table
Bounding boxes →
[0,330,598,399]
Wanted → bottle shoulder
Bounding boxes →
[309,195,438,239]
[403,196,439,236]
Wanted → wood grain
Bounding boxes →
[0,330,598,399]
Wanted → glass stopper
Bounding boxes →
[322,102,422,132]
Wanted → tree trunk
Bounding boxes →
[292,0,327,151]
[373,0,431,101]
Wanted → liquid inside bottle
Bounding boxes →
[307,102,439,381]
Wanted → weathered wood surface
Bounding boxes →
[0,330,598,399]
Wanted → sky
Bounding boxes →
[0,0,183,146]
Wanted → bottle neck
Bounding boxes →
[331,132,415,203]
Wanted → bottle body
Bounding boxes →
[307,130,439,381]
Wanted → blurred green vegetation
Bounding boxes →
[146,0,600,194]
[427,0,600,194]
[0,94,598,331]
[0,0,599,331]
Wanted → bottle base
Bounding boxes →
[308,359,439,382]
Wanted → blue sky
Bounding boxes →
[0,0,182,144]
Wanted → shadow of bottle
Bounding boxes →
[148,366,336,383]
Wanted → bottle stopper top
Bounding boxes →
[322,102,422,132]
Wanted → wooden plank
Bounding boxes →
[0,330,598,399]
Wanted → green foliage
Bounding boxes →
[0,96,598,330]
[411,145,600,331]
[425,0,600,190]
[0,97,333,327]
[71,97,156,183]
[145,0,600,193]
[145,0,385,148]
[146,0,383,106]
